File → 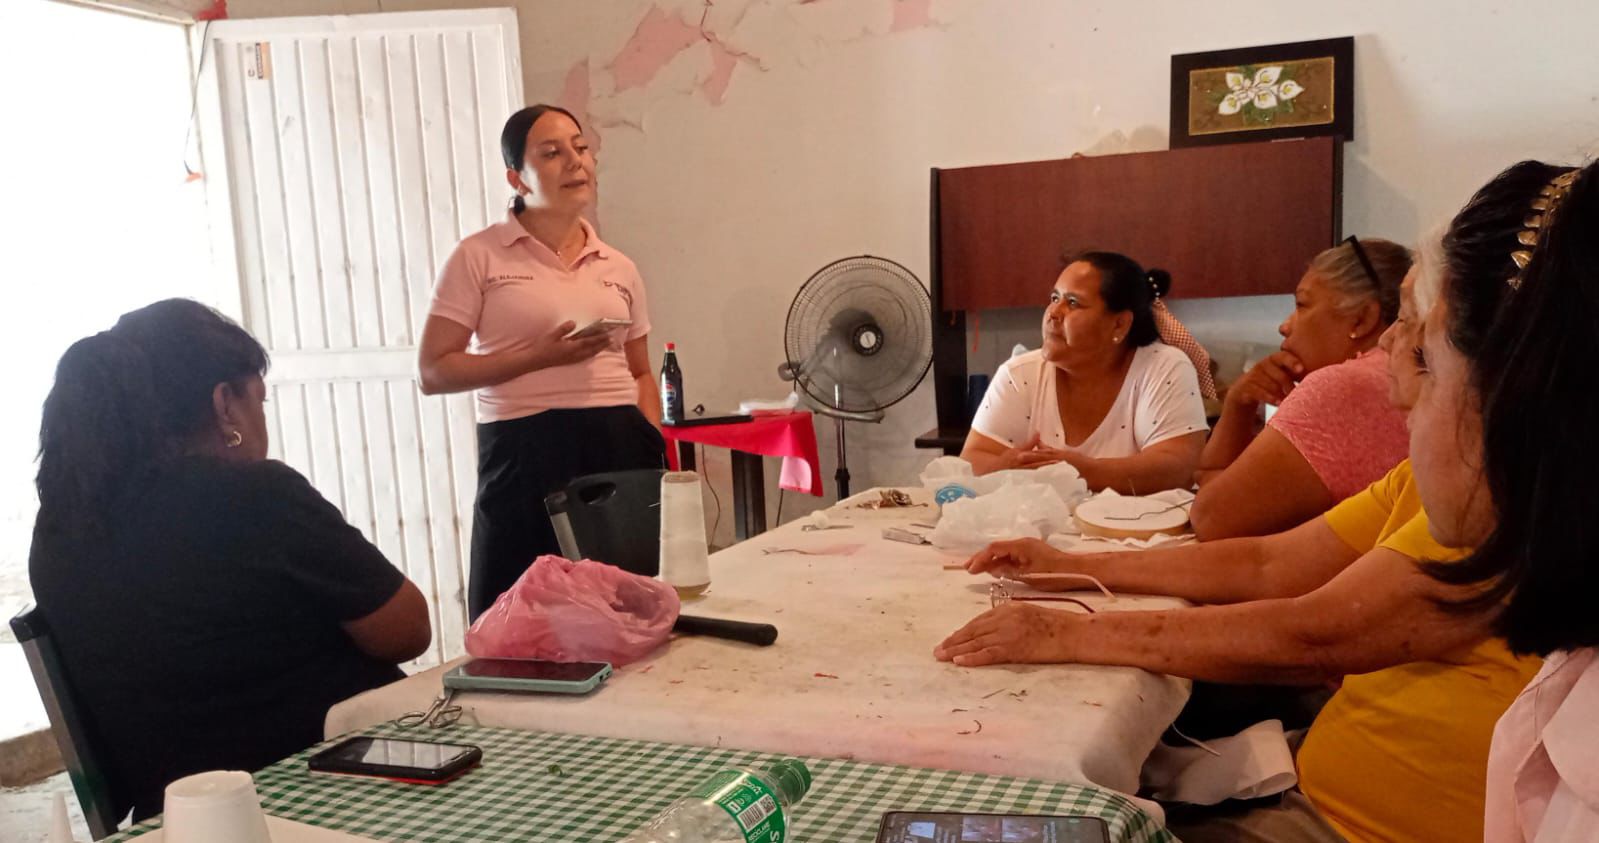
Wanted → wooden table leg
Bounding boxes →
[730,450,767,540]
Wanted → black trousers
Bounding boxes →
[469,405,665,619]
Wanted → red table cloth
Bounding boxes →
[663,411,822,496]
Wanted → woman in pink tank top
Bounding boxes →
[1190,237,1413,540]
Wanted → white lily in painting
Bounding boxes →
[1218,66,1305,115]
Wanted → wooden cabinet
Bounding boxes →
[937,136,1340,309]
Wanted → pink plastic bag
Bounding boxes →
[465,556,681,666]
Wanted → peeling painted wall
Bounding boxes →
[222,0,1599,537]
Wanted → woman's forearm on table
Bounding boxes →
[1064,601,1343,685]
[1069,455,1183,494]
[1069,447,1197,495]
[1066,540,1278,604]
[1063,545,1495,684]
[1056,518,1358,605]
[963,450,1009,476]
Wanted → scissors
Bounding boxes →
[396,688,463,729]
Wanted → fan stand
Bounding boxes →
[834,418,852,501]
[807,403,883,502]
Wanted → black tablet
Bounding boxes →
[877,811,1110,843]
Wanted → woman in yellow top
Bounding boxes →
[936,253,1541,841]
[1418,162,1599,842]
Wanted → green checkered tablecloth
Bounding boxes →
[107,723,1175,842]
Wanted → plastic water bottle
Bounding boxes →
[620,759,812,843]
[661,342,685,424]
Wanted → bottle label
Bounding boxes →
[662,381,679,420]
[688,770,787,842]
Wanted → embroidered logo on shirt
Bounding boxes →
[602,279,633,308]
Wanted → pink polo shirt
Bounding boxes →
[1486,648,1599,842]
[429,213,651,423]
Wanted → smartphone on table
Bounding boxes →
[878,811,1110,843]
[565,318,632,339]
[443,658,612,695]
[307,736,481,785]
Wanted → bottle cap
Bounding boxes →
[665,342,676,351]
[762,759,812,805]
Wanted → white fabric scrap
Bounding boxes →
[1140,718,1298,805]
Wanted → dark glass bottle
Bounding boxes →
[660,342,684,423]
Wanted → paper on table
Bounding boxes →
[737,393,800,414]
[1139,718,1297,806]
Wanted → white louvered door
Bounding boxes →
[195,9,523,669]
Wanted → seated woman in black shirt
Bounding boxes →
[29,299,431,822]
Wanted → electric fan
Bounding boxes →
[779,255,933,499]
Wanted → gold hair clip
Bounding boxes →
[1510,169,1579,288]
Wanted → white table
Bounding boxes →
[327,488,1190,800]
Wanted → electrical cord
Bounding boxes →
[699,444,722,544]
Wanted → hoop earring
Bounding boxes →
[226,430,243,449]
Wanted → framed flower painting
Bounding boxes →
[1169,37,1354,148]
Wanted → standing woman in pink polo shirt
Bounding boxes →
[418,105,664,618]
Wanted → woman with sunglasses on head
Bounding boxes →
[1390,160,1599,842]
[417,105,664,619]
[1188,237,1413,540]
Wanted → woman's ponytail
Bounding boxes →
[36,333,165,532]
[1146,268,1173,300]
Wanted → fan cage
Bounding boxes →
[783,255,933,414]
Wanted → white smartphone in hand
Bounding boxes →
[565,318,632,339]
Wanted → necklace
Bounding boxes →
[553,227,585,263]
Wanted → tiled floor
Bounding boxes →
[0,772,91,842]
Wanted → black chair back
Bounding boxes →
[10,604,120,839]
[544,469,664,577]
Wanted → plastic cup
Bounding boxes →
[161,770,272,843]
